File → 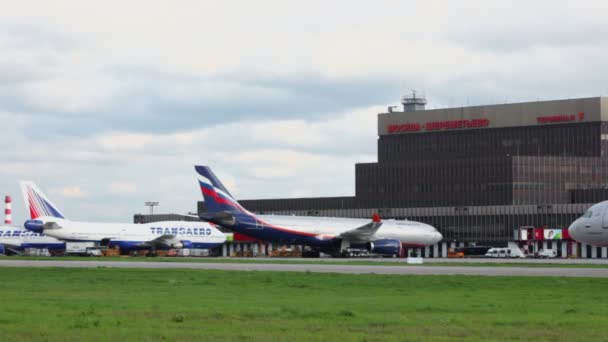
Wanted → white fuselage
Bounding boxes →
[569,201,608,246]
[0,225,64,249]
[256,215,442,246]
[30,217,226,248]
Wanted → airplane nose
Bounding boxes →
[568,222,578,238]
[568,218,585,242]
[426,225,442,243]
[433,231,443,243]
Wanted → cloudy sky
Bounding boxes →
[1,1,608,223]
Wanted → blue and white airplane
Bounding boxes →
[195,166,442,257]
[20,181,226,250]
[0,225,64,253]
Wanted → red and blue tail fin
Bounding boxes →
[195,166,247,214]
[19,181,65,220]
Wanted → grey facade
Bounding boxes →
[213,97,608,243]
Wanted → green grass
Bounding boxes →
[0,268,607,341]
[3,255,608,268]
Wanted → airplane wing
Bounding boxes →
[43,222,62,230]
[0,241,20,250]
[139,234,178,248]
[337,214,383,241]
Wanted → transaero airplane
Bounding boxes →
[195,166,443,257]
[0,225,64,251]
[568,201,608,246]
[20,181,226,250]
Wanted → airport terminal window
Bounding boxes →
[379,122,602,162]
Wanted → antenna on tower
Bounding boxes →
[401,90,427,112]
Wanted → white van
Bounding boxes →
[537,249,558,258]
[484,247,525,258]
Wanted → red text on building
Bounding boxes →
[387,118,490,134]
[537,112,584,124]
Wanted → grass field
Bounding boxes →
[4,255,608,268]
[0,268,607,341]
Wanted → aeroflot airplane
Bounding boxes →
[195,166,442,256]
[568,201,608,246]
[20,181,226,250]
[0,225,64,251]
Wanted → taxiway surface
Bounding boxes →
[0,259,607,277]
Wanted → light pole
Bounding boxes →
[145,201,159,215]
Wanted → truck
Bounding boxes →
[65,242,101,256]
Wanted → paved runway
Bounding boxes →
[227,257,608,265]
[1,259,607,277]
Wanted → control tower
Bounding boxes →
[401,91,427,112]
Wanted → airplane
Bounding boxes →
[194,165,443,257]
[568,201,608,246]
[0,225,65,254]
[20,181,227,251]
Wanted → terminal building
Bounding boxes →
[232,95,608,258]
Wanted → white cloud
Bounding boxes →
[98,133,155,151]
[251,120,327,147]
[23,77,119,113]
[56,186,86,199]
[107,181,137,195]
[0,104,377,221]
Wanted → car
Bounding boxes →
[536,249,558,258]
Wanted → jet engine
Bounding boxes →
[368,239,402,257]
[172,240,193,249]
[24,220,44,233]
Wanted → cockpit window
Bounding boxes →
[583,210,593,218]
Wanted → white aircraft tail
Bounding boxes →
[19,181,66,220]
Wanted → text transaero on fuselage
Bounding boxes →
[568,200,608,246]
[195,166,442,257]
[0,225,65,251]
[20,181,226,250]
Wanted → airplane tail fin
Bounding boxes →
[195,166,246,215]
[19,181,65,220]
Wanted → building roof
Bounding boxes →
[379,96,608,136]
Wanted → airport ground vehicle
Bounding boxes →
[65,242,102,256]
[270,246,302,257]
[102,246,121,257]
[340,248,372,258]
[484,247,526,258]
[447,248,465,258]
[536,249,558,258]
[449,246,492,258]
